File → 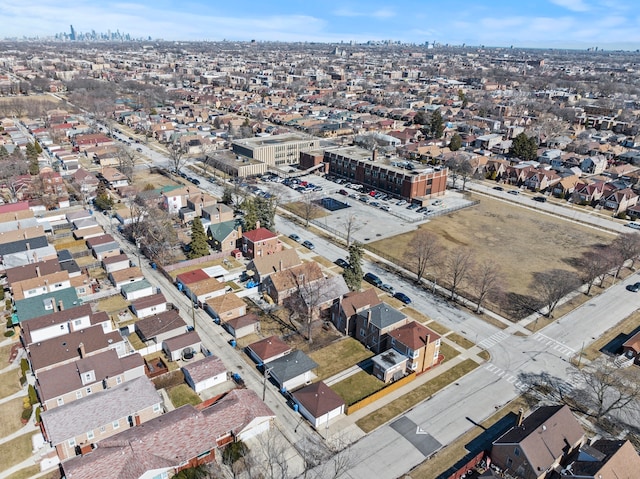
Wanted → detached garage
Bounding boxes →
[293,381,345,429]
[182,355,227,393]
[163,330,202,362]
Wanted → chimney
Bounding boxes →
[35,265,41,277]
[372,148,377,162]
[135,414,142,426]
[25,242,30,251]
[255,220,260,229]
[279,259,283,271]
[78,342,86,358]
[517,408,524,427]
[58,300,64,311]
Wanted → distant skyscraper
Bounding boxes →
[69,25,76,41]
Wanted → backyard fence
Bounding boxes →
[345,372,416,415]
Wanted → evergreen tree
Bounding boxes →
[510,132,538,161]
[413,110,429,125]
[94,183,113,211]
[34,141,43,154]
[25,142,38,162]
[187,217,209,259]
[0,145,8,159]
[449,133,462,151]
[241,196,276,231]
[343,242,364,291]
[222,185,233,204]
[28,158,39,175]
[430,110,444,139]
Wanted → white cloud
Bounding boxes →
[549,0,591,12]
[332,7,395,18]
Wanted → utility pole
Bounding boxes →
[262,367,271,401]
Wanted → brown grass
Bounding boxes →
[330,370,386,405]
[0,369,22,398]
[369,195,613,300]
[439,342,460,362]
[308,338,374,381]
[281,201,328,220]
[408,395,532,479]
[478,350,491,361]
[0,434,34,472]
[579,309,640,363]
[96,295,129,314]
[403,307,432,324]
[0,397,28,437]
[356,359,479,433]
[447,333,475,349]
[424,321,451,336]
[5,465,50,479]
[167,384,201,408]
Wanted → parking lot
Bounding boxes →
[258,173,475,243]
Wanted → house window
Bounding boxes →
[57,397,64,406]
[74,319,82,327]
[359,328,366,338]
[112,420,120,429]
[86,387,92,395]
[100,425,106,434]
[87,430,94,440]
[116,376,122,385]
[514,447,520,456]
[153,403,162,413]
[76,391,82,399]
[506,458,513,467]
[68,438,76,448]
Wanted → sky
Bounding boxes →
[2,0,640,50]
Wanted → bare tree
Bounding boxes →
[298,433,358,479]
[611,231,640,272]
[116,145,139,182]
[404,230,444,283]
[532,269,581,317]
[472,260,503,313]
[167,143,187,173]
[342,214,361,247]
[575,246,615,295]
[300,194,321,228]
[446,249,475,301]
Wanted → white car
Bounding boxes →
[627,222,640,230]
[381,284,395,295]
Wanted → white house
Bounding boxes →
[293,381,345,429]
[181,355,227,393]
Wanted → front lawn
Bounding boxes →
[0,397,27,437]
[308,338,374,381]
[0,369,22,398]
[439,342,460,363]
[0,434,33,471]
[330,370,385,406]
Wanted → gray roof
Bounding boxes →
[120,279,153,294]
[266,350,317,384]
[41,376,161,445]
[357,303,406,330]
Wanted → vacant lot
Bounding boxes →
[308,338,374,381]
[369,194,613,303]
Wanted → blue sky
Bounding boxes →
[2,0,640,49]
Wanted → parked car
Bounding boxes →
[393,292,412,304]
[508,190,520,195]
[363,272,383,287]
[370,201,380,208]
[381,283,395,295]
[627,282,640,292]
[532,196,547,203]
[136,147,143,152]
[335,258,350,269]
[288,233,301,242]
[339,189,349,196]
[396,199,407,206]
[431,199,443,206]
[627,222,640,230]
[302,240,315,250]
[493,186,504,191]
[406,203,419,210]
[189,178,200,185]
[380,205,391,212]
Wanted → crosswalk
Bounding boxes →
[485,363,529,390]
[477,331,509,350]
[532,333,576,357]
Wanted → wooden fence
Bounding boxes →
[345,372,416,415]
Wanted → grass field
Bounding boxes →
[439,342,460,362]
[308,338,374,381]
[0,369,22,398]
[369,194,614,302]
[330,370,386,405]
[0,397,28,438]
[0,434,33,473]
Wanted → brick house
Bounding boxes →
[242,227,281,259]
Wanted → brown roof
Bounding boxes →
[267,261,324,293]
[85,234,117,248]
[109,267,143,284]
[163,330,201,351]
[61,389,274,479]
[340,288,381,316]
[387,321,441,350]
[135,310,185,340]
[189,276,225,295]
[5,259,61,284]
[249,248,301,276]
[205,292,246,315]
[567,439,640,478]
[28,325,124,374]
[224,313,259,330]
[11,270,70,300]
[131,293,166,311]
[102,253,129,265]
[247,335,291,363]
[494,405,584,473]
[0,225,45,245]
[21,304,93,345]
[293,381,344,417]
[622,331,640,353]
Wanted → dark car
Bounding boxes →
[339,189,349,195]
[393,292,412,304]
[189,178,200,185]
[493,186,504,191]
[363,272,383,287]
[301,240,315,250]
[335,258,350,269]
[532,196,547,203]
[627,282,640,292]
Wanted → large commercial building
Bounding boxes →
[324,146,448,201]
[232,133,320,167]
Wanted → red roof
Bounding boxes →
[176,269,209,285]
[243,227,277,243]
[0,201,30,214]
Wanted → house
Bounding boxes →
[130,293,167,319]
[40,376,163,461]
[208,220,242,252]
[246,335,292,365]
[388,321,442,373]
[552,175,580,198]
[99,167,129,189]
[298,274,349,313]
[120,279,155,301]
[247,248,301,283]
[134,310,187,344]
[580,156,607,175]
[108,266,144,290]
[491,405,585,479]
[601,187,638,215]
[355,303,410,354]
[621,331,640,365]
[35,350,145,410]
[101,254,130,274]
[524,169,561,192]
[560,439,640,479]
[86,234,121,261]
[572,181,607,204]
[223,313,260,338]
[293,381,345,429]
[27,324,126,375]
[371,349,408,383]
[182,355,227,393]
[263,261,325,305]
[4,259,61,285]
[60,389,275,479]
[204,292,247,323]
[162,330,202,361]
[202,202,234,224]
[10,270,72,301]
[242,227,282,259]
[185,276,227,306]
[265,349,318,392]
[331,288,382,336]
[19,303,93,345]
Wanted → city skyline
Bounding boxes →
[2,0,640,50]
